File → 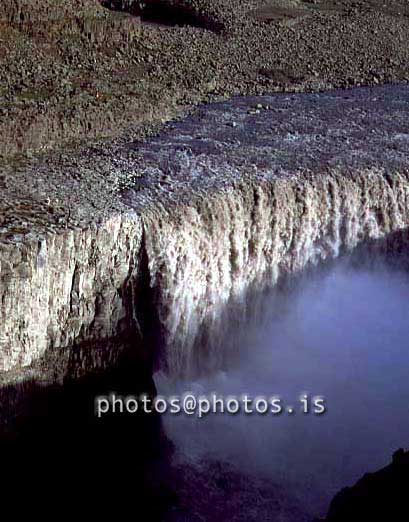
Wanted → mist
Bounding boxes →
[155,253,409,515]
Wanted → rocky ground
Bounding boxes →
[1,0,408,161]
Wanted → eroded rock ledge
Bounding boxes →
[1,85,409,384]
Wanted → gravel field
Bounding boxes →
[0,0,408,159]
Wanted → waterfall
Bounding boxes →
[141,169,409,377]
[1,86,409,381]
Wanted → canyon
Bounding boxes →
[2,1,409,519]
[1,84,409,386]
[1,83,409,520]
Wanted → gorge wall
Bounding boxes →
[1,85,409,384]
[0,215,143,375]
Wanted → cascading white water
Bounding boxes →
[142,169,409,377]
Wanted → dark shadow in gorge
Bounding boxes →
[321,448,409,522]
[0,342,176,519]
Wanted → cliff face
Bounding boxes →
[0,215,143,374]
[1,85,409,383]
[2,169,408,379]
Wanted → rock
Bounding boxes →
[324,449,409,521]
